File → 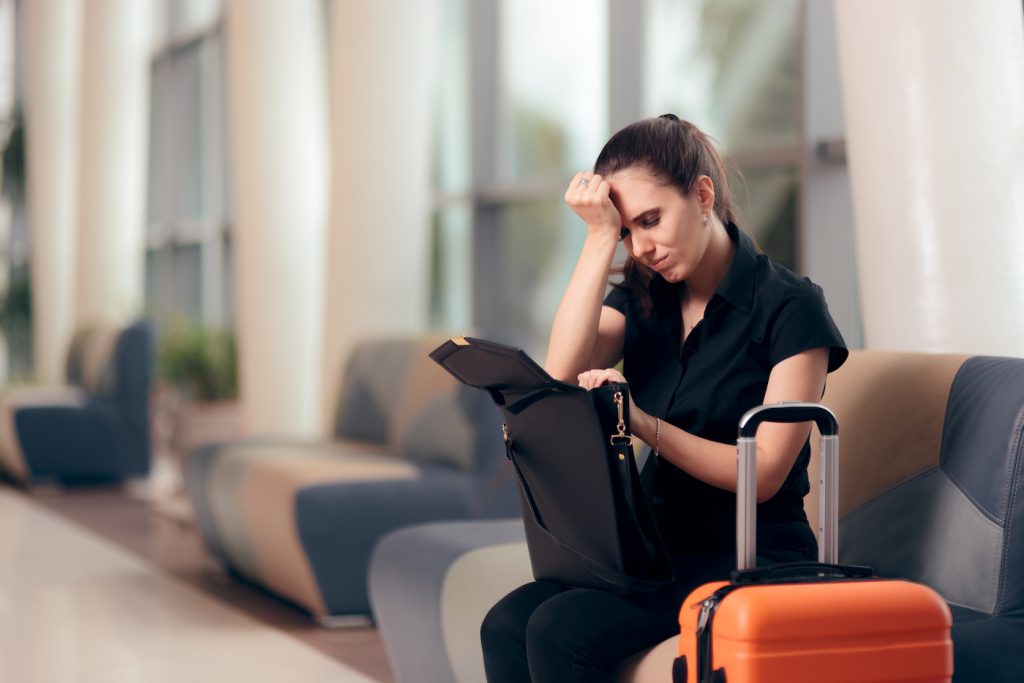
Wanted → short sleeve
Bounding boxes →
[603,284,630,314]
[767,280,848,372]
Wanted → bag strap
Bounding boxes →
[504,434,672,593]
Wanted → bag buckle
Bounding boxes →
[611,392,630,451]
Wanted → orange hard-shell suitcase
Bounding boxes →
[676,403,953,683]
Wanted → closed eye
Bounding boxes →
[631,209,660,229]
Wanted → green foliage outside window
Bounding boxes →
[158,324,238,401]
[1,108,24,204]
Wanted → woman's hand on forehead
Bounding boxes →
[565,171,623,239]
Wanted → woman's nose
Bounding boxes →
[631,233,654,259]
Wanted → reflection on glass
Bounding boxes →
[499,0,608,181]
[429,205,472,331]
[729,164,797,270]
[645,0,800,152]
[433,0,469,193]
[148,34,226,229]
[146,17,229,331]
[145,245,203,327]
[492,201,587,355]
[170,0,222,36]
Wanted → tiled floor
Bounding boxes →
[0,483,394,682]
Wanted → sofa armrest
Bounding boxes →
[11,403,121,481]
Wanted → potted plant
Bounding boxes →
[2,109,30,383]
[0,270,32,382]
[157,322,243,459]
[2,107,25,205]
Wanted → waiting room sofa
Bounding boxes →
[369,350,1024,682]
[0,321,154,485]
[183,336,519,623]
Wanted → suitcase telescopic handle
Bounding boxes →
[736,402,839,571]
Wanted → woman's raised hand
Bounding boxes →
[565,172,622,239]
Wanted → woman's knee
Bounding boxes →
[523,588,679,681]
[481,582,562,651]
[481,595,524,649]
[523,593,595,663]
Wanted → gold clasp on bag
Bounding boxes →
[611,392,630,455]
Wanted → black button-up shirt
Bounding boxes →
[604,222,848,557]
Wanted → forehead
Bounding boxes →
[607,170,687,217]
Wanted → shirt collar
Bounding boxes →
[713,221,760,314]
[649,221,760,314]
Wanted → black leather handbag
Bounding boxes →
[430,336,674,594]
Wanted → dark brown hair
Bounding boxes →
[594,114,736,316]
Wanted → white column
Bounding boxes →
[22,0,82,383]
[74,0,152,328]
[800,0,862,348]
[323,0,439,428]
[834,0,1024,355]
[224,0,329,436]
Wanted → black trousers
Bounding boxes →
[480,547,813,682]
[480,551,734,683]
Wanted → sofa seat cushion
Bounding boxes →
[0,386,86,481]
[220,438,394,461]
[187,441,482,617]
[370,519,531,683]
[948,605,1024,683]
[186,438,405,557]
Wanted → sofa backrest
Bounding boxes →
[65,322,153,399]
[66,324,123,396]
[332,336,489,473]
[808,351,1024,617]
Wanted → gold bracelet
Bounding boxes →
[655,417,661,456]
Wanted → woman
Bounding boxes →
[480,115,848,682]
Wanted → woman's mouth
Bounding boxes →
[651,254,669,271]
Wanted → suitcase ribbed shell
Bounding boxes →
[679,578,953,683]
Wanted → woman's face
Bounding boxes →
[607,168,711,284]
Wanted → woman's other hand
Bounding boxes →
[577,368,655,443]
[565,172,622,239]
[576,367,626,390]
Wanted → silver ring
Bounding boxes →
[578,177,590,188]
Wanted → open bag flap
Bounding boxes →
[429,336,580,406]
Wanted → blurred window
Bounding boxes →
[428,0,472,331]
[429,0,609,351]
[497,0,608,183]
[146,0,230,331]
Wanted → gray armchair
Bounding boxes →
[183,335,519,622]
[0,321,154,484]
